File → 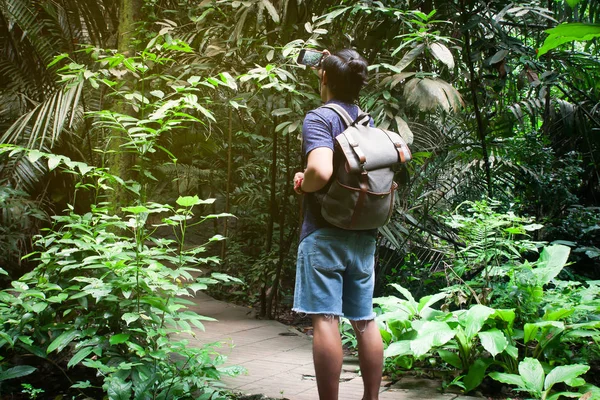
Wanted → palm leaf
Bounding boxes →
[1,79,84,149]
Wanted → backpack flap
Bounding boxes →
[335,125,411,173]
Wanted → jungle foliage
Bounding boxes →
[0,0,599,398]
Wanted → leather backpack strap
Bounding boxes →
[322,104,370,168]
[350,171,370,229]
[381,130,410,163]
[355,108,371,126]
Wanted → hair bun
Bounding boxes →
[347,58,366,74]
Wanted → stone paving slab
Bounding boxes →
[187,292,481,400]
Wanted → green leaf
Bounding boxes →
[547,392,585,400]
[211,272,243,284]
[524,322,539,344]
[219,72,238,90]
[534,245,570,285]
[543,308,575,321]
[464,358,491,393]
[544,364,589,390]
[106,376,132,400]
[176,195,201,207]
[27,150,44,163]
[417,292,447,314]
[272,108,292,117]
[122,206,149,214]
[395,44,425,71]
[71,380,92,389]
[31,302,48,313]
[261,0,280,23]
[492,309,516,327]
[538,23,600,56]
[0,365,37,381]
[109,334,130,345]
[389,283,416,303]
[47,330,80,354]
[478,329,508,357]
[519,357,544,395]
[489,372,526,388]
[464,304,495,341]
[384,340,412,358]
[48,53,69,67]
[48,155,62,171]
[411,321,455,357]
[437,349,462,369]
[68,346,94,368]
[565,0,580,7]
[188,283,208,294]
[489,49,508,65]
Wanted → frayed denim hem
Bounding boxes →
[346,314,377,334]
[291,308,343,318]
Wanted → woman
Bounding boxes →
[292,48,383,400]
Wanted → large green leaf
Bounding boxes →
[417,292,447,314]
[411,321,455,357]
[47,330,81,354]
[464,305,495,341]
[534,245,570,285]
[538,23,600,56]
[492,309,516,328]
[519,358,544,395]
[544,364,589,390]
[109,334,130,345]
[489,372,526,388]
[68,346,94,368]
[384,340,412,358]
[547,392,585,400]
[389,283,416,303]
[464,358,491,393]
[437,349,462,369]
[395,44,425,71]
[524,321,564,344]
[106,376,133,400]
[403,78,463,112]
[0,365,37,381]
[478,329,508,357]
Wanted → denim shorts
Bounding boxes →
[292,228,377,320]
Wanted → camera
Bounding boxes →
[297,49,324,67]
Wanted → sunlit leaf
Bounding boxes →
[429,43,454,69]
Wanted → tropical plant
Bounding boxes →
[489,357,592,400]
[0,145,242,398]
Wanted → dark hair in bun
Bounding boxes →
[321,49,368,103]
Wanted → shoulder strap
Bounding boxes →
[322,104,353,126]
[322,104,371,127]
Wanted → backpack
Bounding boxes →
[316,104,412,230]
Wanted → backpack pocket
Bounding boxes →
[321,180,398,230]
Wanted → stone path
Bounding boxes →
[185,292,481,400]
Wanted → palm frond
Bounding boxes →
[1,79,85,149]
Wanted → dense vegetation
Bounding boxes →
[0,0,599,398]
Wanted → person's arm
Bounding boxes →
[293,147,334,194]
[294,110,334,194]
[301,147,333,192]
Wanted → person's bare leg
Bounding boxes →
[312,315,343,400]
[352,319,383,400]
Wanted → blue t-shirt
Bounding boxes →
[299,99,376,242]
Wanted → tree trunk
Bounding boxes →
[260,120,278,318]
[460,0,492,198]
[266,129,291,318]
[107,0,141,208]
[221,108,234,260]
